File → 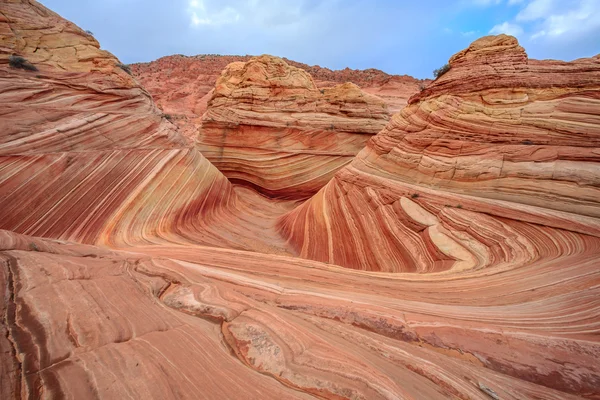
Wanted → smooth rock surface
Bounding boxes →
[0,0,291,254]
[2,230,598,399]
[279,34,600,272]
[1,2,599,399]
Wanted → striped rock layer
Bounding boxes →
[3,230,598,400]
[0,2,599,399]
[199,56,389,199]
[130,54,425,140]
[0,0,303,256]
[279,34,600,272]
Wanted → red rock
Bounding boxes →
[279,34,600,272]
[3,230,598,399]
[1,2,599,398]
[199,55,389,198]
[131,55,425,115]
[131,55,426,141]
[0,0,284,254]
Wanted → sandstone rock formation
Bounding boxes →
[1,1,600,399]
[278,61,428,115]
[199,55,389,198]
[131,54,425,115]
[0,0,290,255]
[3,229,596,399]
[272,35,600,396]
[279,34,600,272]
[130,55,248,140]
[130,54,425,140]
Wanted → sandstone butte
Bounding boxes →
[199,56,390,198]
[131,54,425,129]
[1,1,600,399]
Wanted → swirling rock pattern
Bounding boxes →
[0,0,288,254]
[279,34,600,271]
[199,56,390,198]
[1,2,600,399]
[2,230,598,399]
[132,54,421,198]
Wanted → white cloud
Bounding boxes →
[188,0,241,27]
[187,0,322,28]
[516,0,555,21]
[489,21,524,36]
[508,0,600,41]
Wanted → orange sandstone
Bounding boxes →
[199,55,389,198]
[1,2,599,399]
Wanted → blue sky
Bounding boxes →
[39,0,600,79]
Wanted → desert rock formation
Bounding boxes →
[199,55,389,198]
[279,34,600,271]
[4,229,597,399]
[0,0,289,255]
[131,54,425,115]
[130,54,425,139]
[1,1,600,399]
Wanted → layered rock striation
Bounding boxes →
[271,36,600,395]
[1,2,600,398]
[199,55,390,198]
[132,55,422,195]
[0,0,292,255]
[279,34,600,273]
[131,54,425,124]
[4,229,598,399]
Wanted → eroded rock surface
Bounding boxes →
[199,55,389,198]
[279,34,600,272]
[1,2,599,399]
[131,54,425,132]
[3,230,597,399]
[0,0,289,254]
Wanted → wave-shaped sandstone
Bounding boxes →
[279,34,600,272]
[1,1,599,399]
[3,229,598,399]
[0,0,293,255]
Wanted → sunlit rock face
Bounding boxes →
[199,55,390,199]
[1,2,600,399]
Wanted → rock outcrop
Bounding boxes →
[130,55,249,141]
[272,35,600,395]
[4,229,597,399]
[279,34,600,272]
[199,55,389,198]
[130,55,425,141]
[1,2,600,398]
[0,0,291,255]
